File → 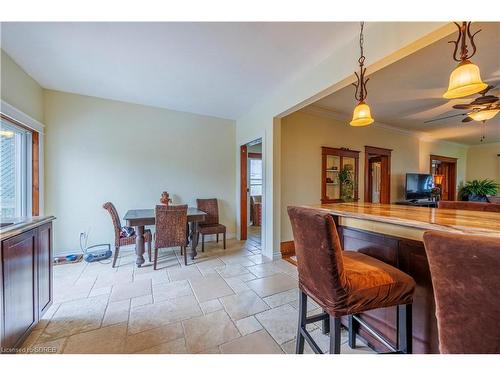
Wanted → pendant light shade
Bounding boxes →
[443,60,488,99]
[469,109,499,122]
[349,22,374,127]
[350,101,374,126]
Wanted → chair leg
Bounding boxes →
[184,246,187,266]
[216,233,219,243]
[329,316,341,354]
[296,290,307,354]
[322,310,330,334]
[112,246,120,268]
[147,241,152,262]
[398,304,412,354]
[153,248,159,270]
[223,232,226,249]
[202,234,205,252]
[348,315,357,349]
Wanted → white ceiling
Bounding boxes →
[0,22,361,120]
[313,22,500,145]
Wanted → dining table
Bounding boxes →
[123,207,207,267]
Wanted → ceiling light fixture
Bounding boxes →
[469,109,499,122]
[350,22,374,127]
[443,22,488,99]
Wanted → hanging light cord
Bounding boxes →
[352,21,369,102]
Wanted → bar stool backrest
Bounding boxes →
[287,206,347,306]
[423,230,500,354]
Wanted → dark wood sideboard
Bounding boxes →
[1,220,54,352]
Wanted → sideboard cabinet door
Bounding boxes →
[1,230,37,349]
[37,222,53,316]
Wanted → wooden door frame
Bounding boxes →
[240,145,248,240]
[430,154,458,201]
[364,146,392,204]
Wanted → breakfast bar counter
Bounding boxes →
[292,203,500,353]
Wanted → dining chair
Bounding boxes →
[154,204,188,268]
[103,202,152,268]
[423,230,500,353]
[197,198,226,251]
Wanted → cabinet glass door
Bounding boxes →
[340,156,356,202]
[325,155,340,201]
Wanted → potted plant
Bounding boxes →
[339,164,355,202]
[458,179,499,202]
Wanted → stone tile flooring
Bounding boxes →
[21,229,373,354]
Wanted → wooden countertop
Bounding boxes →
[0,216,56,241]
[305,203,500,238]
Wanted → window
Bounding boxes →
[249,158,262,196]
[0,119,32,218]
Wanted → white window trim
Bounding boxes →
[1,100,45,215]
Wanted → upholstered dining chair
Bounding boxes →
[423,231,500,353]
[103,202,152,268]
[154,204,188,268]
[197,198,226,251]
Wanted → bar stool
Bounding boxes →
[423,231,500,354]
[287,206,416,354]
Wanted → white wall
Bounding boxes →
[44,90,236,254]
[467,142,500,182]
[235,23,453,258]
[280,110,468,241]
[1,49,44,123]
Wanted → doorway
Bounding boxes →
[430,155,457,201]
[240,139,262,247]
[364,146,392,204]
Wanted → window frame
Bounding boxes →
[1,114,39,217]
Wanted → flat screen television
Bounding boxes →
[405,173,433,200]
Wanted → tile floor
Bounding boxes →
[21,228,373,354]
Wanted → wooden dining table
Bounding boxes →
[123,207,207,267]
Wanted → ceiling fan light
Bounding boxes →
[443,60,488,99]
[350,101,374,127]
[469,109,500,122]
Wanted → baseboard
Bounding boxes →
[280,240,295,257]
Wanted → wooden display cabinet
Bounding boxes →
[321,147,360,203]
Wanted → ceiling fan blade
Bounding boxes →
[424,113,467,123]
[472,95,499,105]
[452,104,475,109]
[462,116,474,123]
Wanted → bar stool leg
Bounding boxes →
[329,316,341,354]
[295,291,307,354]
[397,304,413,354]
[322,310,330,334]
[348,315,357,349]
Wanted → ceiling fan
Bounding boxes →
[425,85,499,124]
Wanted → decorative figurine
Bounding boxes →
[160,191,172,206]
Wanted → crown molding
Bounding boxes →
[299,104,469,147]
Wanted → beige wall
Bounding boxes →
[1,49,44,122]
[280,110,468,241]
[467,142,500,182]
[44,90,236,254]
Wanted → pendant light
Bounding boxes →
[443,22,488,99]
[469,109,499,122]
[350,22,374,127]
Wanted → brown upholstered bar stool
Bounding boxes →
[423,231,500,354]
[288,206,416,354]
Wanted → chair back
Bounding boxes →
[438,200,500,212]
[197,198,219,225]
[103,202,122,245]
[287,206,347,306]
[423,230,500,353]
[155,204,188,249]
